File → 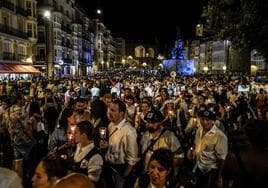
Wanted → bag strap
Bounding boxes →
[141,128,167,158]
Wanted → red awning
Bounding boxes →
[0,63,41,74]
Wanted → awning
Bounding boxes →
[0,63,41,74]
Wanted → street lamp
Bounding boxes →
[97,9,102,15]
[101,61,104,70]
[122,59,126,67]
[43,10,53,78]
[203,66,208,74]
[222,65,227,74]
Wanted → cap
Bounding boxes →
[197,109,215,120]
[144,110,165,123]
[163,99,175,106]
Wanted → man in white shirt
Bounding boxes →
[141,110,184,172]
[101,99,138,188]
[189,108,228,188]
[90,82,100,101]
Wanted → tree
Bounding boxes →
[201,0,268,73]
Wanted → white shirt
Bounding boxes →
[195,125,228,172]
[90,87,100,97]
[105,119,138,166]
[74,143,103,182]
[141,129,184,170]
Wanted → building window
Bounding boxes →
[38,48,45,61]
[33,3,36,17]
[33,24,37,38]
[26,1,32,16]
[3,41,13,53]
[27,23,32,37]
[18,45,26,55]
[3,16,8,26]
[18,21,24,31]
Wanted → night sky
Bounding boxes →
[77,0,203,47]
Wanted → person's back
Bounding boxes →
[55,173,95,188]
[0,167,23,188]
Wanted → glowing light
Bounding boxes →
[203,66,208,72]
[59,60,64,65]
[97,9,102,14]
[25,57,33,63]
[222,65,227,71]
[43,10,51,19]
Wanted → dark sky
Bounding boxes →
[77,0,203,47]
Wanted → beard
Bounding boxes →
[147,126,158,133]
[77,109,84,114]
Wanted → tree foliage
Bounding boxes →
[201,0,268,60]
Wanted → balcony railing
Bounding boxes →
[0,0,15,11]
[0,24,28,39]
[3,52,16,60]
[63,58,72,65]
[36,55,46,61]
[16,6,28,17]
[18,54,26,60]
[37,37,45,43]
[37,16,45,25]
[61,25,71,34]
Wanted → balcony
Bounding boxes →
[61,25,71,34]
[0,0,15,11]
[37,37,45,43]
[18,54,26,60]
[0,24,28,39]
[37,16,45,25]
[82,46,90,52]
[3,52,16,60]
[36,55,46,61]
[16,6,28,17]
[63,58,72,65]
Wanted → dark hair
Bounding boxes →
[138,148,175,188]
[42,156,68,180]
[29,101,41,117]
[67,98,76,109]
[90,99,107,119]
[149,148,174,171]
[58,108,73,128]
[75,97,86,104]
[111,99,126,113]
[125,95,135,101]
[77,121,95,141]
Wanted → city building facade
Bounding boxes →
[0,0,40,78]
[35,0,125,77]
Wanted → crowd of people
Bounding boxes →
[0,72,268,188]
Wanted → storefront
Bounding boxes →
[0,63,40,79]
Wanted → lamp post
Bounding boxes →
[44,10,53,79]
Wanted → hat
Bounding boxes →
[197,109,215,120]
[163,99,175,106]
[144,110,165,123]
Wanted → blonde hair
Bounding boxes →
[55,173,94,188]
